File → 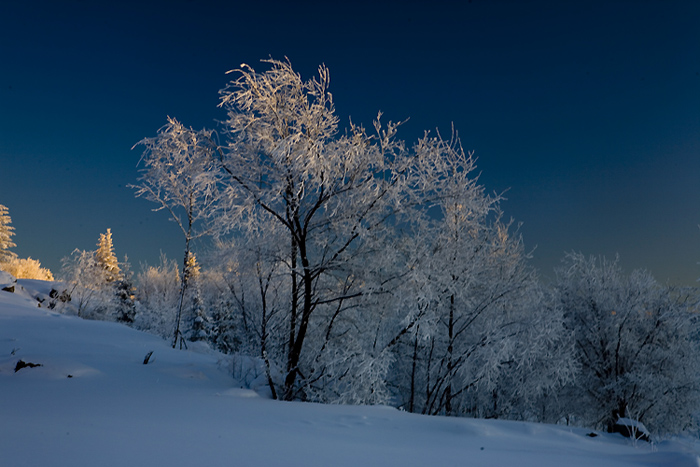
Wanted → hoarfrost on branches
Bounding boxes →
[133,117,221,347]
[132,59,700,432]
[214,59,414,400]
[553,253,700,435]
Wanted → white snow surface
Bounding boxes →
[2,282,700,467]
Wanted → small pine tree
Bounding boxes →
[183,251,201,283]
[0,204,17,263]
[95,229,121,283]
[114,257,136,323]
[209,300,237,353]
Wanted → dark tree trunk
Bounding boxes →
[445,294,455,415]
[172,217,193,349]
[283,238,313,401]
[409,326,419,413]
[287,235,298,375]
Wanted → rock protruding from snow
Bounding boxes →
[14,359,43,373]
[0,270,16,292]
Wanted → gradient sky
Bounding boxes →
[1,0,699,285]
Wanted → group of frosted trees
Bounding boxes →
[131,59,567,409]
[2,59,697,436]
[126,59,700,435]
[60,228,136,322]
[553,253,699,434]
[0,207,134,319]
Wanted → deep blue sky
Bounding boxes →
[1,0,699,285]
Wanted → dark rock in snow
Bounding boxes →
[14,360,42,372]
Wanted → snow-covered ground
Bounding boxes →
[2,278,699,467]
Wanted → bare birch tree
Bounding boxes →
[133,118,220,348]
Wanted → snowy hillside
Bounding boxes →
[1,279,699,467]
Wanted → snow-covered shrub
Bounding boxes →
[0,257,54,281]
[133,254,180,337]
[60,249,116,319]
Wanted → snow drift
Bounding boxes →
[1,279,699,467]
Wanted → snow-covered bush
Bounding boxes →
[133,254,180,337]
[0,257,54,281]
[60,249,117,319]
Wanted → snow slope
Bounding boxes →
[1,281,699,467]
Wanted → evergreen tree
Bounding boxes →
[183,251,201,284]
[114,258,136,323]
[0,204,17,263]
[184,252,208,341]
[95,229,121,283]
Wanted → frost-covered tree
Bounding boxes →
[137,58,574,409]
[381,136,574,418]
[553,253,700,435]
[0,204,17,263]
[113,258,136,323]
[95,228,121,283]
[183,252,208,341]
[93,229,135,322]
[207,232,289,398]
[133,254,181,337]
[133,117,220,348]
[60,231,131,320]
[61,249,114,318]
[214,59,415,400]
